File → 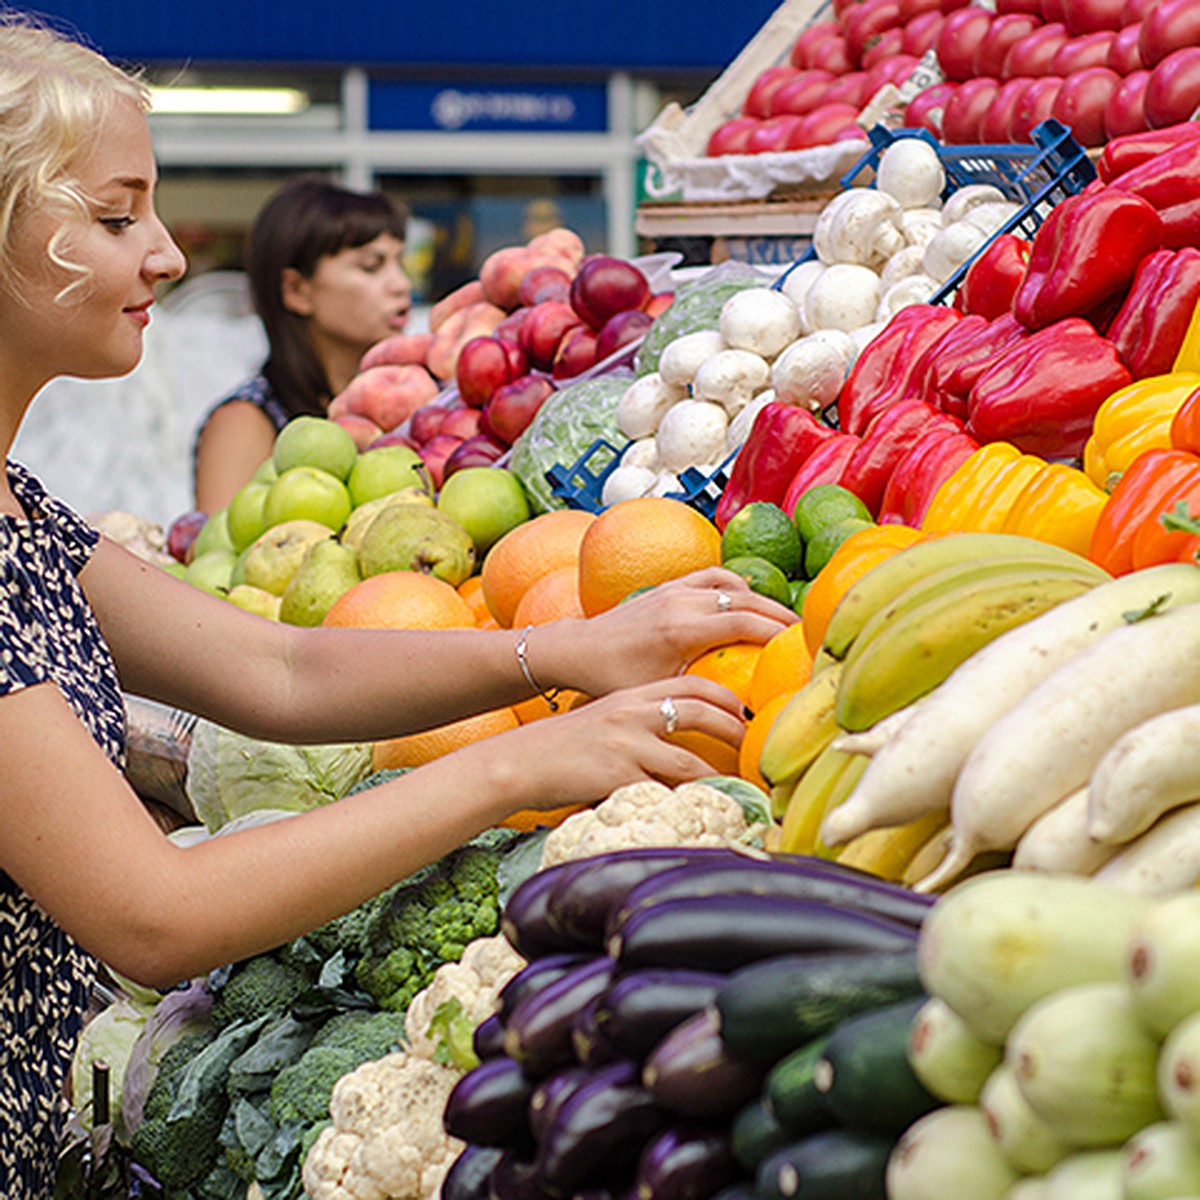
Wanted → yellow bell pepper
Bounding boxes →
[1173,297,1200,374]
[1082,372,1200,488]
[1000,462,1108,558]
[920,443,1022,535]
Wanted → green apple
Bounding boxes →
[189,508,233,561]
[437,467,532,557]
[273,414,358,480]
[347,444,428,508]
[242,519,333,596]
[253,456,279,484]
[227,480,271,551]
[183,547,237,595]
[225,584,282,620]
[263,466,353,532]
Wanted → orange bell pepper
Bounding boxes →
[1083,373,1200,489]
[1169,384,1200,455]
[1001,463,1108,559]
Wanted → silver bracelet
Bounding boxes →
[514,624,561,712]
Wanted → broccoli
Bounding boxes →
[268,1045,361,1126]
[309,1008,408,1061]
[211,956,310,1028]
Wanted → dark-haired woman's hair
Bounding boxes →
[246,175,408,419]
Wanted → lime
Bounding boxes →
[803,516,875,579]
[789,578,810,618]
[722,554,793,606]
[721,502,803,579]
[791,484,873,546]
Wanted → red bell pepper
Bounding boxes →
[839,399,961,517]
[780,434,860,517]
[837,305,963,436]
[1011,190,1163,330]
[905,314,987,412]
[878,425,980,528]
[1107,248,1200,380]
[953,233,1031,321]
[966,317,1133,460]
[1102,137,1200,252]
[714,402,837,530]
[1095,121,1200,184]
[925,312,1031,419]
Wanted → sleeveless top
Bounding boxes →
[0,461,126,1196]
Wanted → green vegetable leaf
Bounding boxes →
[427,997,480,1071]
[1161,500,1200,536]
[1123,593,1173,624]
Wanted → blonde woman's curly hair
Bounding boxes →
[0,12,149,301]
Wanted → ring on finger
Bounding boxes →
[716,589,733,612]
[659,696,679,735]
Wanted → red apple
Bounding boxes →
[417,433,464,491]
[903,11,946,56]
[438,406,483,440]
[1106,23,1145,73]
[1052,30,1118,74]
[1139,0,1200,68]
[1052,65,1121,144]
[367,428,422,453]
[483,374,555,446]
[1145,47,1200,128]
[494,307,531,344]
[517,264,572,307]
[787,103,865,148]
[441,434,507,481]
[980,77,1037,141]
[1104,67,1150,136]
[518,301,585,370]
[595,309,654,364]
[790,20,842,69]
[1004,21,1071,75]
[976,13,1043,78]
[552,327,599,379]
[941,76,1002,142]
[937,8,995,80]
[166,510,208,563]
[821,72,870,108]
[1062,0,1126,32]
[809,35,855,75]
[706,116,760,156]
[568,257,651,331]
[454,335,527,409]
[743,65,801,118]
[844,0,903,66]
[1008,75,1064,139]
[902,81,959,134]
[408,403,449,446]
[745,113,807,153]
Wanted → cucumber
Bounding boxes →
[755,1128,893,1200]
[907,996,1003,1105]
[977,1064,1070,1175]
[716,948,924,1064]
[886,1106,1018,1200]
[763,1035,835,1136]
[1120,1120,1200,1200]
[730,1098,798,1173]
[811,995,940,1136]
[1006,981,1163,1148]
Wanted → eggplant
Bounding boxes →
[571,994,623,1068]
[444,1055,537,1149]
[474,1012,508,1062]
[609,893,917,972]
[504,956,618,1077]
[641,1008,765,1120]
[635,1125,743,1200]
[502,864,597,959]
[444,1144,505,1200]
[543,847,748,947]
[536,1059,667,1193]
[528,1064,596,1145]
[498,953,596,1023]
[592,968,725,1062]
[488,1151,558,1200]
[604,857,933,941]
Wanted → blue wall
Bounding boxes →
[28,2,783,72]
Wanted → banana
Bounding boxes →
[758,661,843,791]
[835,567,1102,733]
[822,531,1110,661]
[779,744,868,856]
[833,808,949,882]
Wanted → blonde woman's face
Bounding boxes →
[2,95,186,385]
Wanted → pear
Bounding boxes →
[279,539,362,627]
[226,583,283,620]
[357,504,476,587]
[340,486,433,554]
[241,518,332,596]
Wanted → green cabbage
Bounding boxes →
[508,372,631,514]
[71,996,156,1137]
[185,721,373,833]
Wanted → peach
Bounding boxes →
[331,412,385,450]
[480,247,577,311]
[328,364,440,432]
[359,331,434,372]
[429,280,486,332]
[527,227,586,268]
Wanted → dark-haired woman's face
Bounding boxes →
[286,231,411,355]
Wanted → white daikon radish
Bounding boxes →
[1093,801,1200,896]
[1011,787,1120,877]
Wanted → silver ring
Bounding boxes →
[716,590,733,612]
[659,696,679,735]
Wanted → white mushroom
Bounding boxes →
[922,222,989,284]
[961,202,1022,238]
[771,336,847,413]
[876,274,940,321]
[691,348,771,416]
[803,328,858,372]
[657,329,728,389]
[726,392,775,452]
[654,399,730,473]
[813,189,905,270]
[941,184,1009,226]
[900,208,945,249]
[622,436,661,472]
[850,321,886,356]
[615,372,685,439]
[875,139,946,210]
[879,244,929,288]
[718,287,803,359]
[803,263,882,333]
[778,260,827,318]
[601,464,657,506]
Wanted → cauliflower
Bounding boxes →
[404,934,525,1065]
[302,1050,463,1200]
[539,779,760,868]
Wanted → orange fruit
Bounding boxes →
[512,564,586,627]
[685,642,763,712]
[372,706,520,769]
[323,569,476,630]
[500,802,590,832]
[456,575,496,628]
[801,524,925,656]
[665,727,742,777]
[481,509,596,628]
[748,623,814,714]
[577,497,723,616]
[739,690,796,791]
[512,688,586,724]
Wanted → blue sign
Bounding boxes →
[369,80,607,134]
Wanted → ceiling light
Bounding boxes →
[149,86,309,116]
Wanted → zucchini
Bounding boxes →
[716,948,924,1064]
[763,1035,836,1136]
[592,967,725,1062]
[886,1106,1018,1200]
[730,1098,798,1173]
[610,894,916,973]
[443,1144,504,1200]
[906,996,1002,1105]
[755,1128,893,1200]
[444,1055,537,1149]
[501,862,596,959]
[634,1124,743,1200]
[811,995,940,1136]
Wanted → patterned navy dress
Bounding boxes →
[0,461,126,1196]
